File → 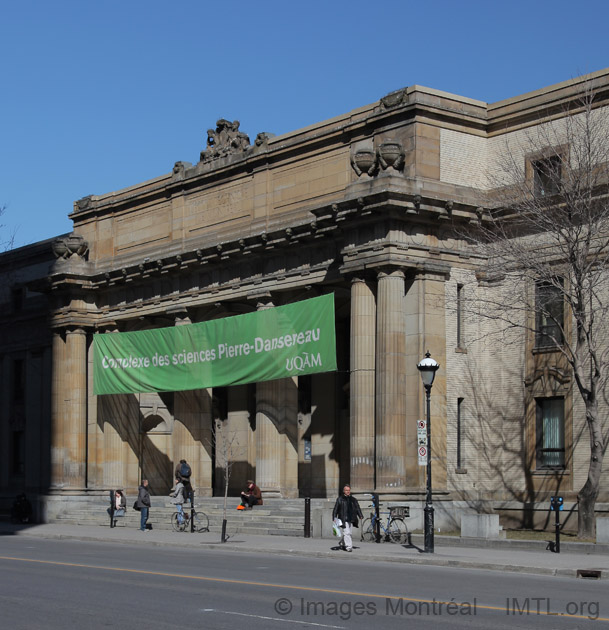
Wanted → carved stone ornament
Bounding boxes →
[378,140,405,171]
[200,119,251,163]
[380,88,408,110]
[52,234,89,260]
[172,161,192,179]
[254,132,275,147]
[75,195,93,211]
[351,148,378,176]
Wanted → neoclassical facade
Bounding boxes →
[2,70,609,527]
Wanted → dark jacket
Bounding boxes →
[135,484,151,509]
[244,483,263,505]
[333,493,363,527]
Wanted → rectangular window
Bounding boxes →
[13,359,25,402]
[12,287,24,312]
[456,284,464,348]
[12,430,25,475]
[457,397,464,468]
[533,156,561,197]
[535,397,565,469]
[535,281,563,348]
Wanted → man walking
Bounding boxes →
[332,484,363,552]
[136,479,151,532]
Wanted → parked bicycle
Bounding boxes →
[171,507,209,533]
[360,495,409,544]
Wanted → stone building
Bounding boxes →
[2,70,608,528]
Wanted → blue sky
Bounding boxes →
[1,0,608,248]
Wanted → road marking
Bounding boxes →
[0,555,606,622]
[202,609,344,628]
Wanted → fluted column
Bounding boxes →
[51,327,88,488]
[173,313,213,496]
[350,277,376,492]
[375,269,407,492]
[51,330,67,488]
[255,298,298,497]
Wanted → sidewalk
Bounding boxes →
[1,522,607,579]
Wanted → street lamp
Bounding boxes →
[417,351,439,553]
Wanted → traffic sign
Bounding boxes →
[418,445,427,466]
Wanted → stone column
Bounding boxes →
[375,268,407,492]
[349,277,376,492]
[404,267,449,492]
[50,330,67,488]
[226,385,254,494]
[51,327,87,489]
[64,328,88,487]
[173,312,213,497]
[100,393,129,489]
[255,298,299,498]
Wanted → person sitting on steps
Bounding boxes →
[240,480,263,509]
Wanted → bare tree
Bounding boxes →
[212,420,244,542]
[465,89,609,538]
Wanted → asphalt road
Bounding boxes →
[0,536,606,629]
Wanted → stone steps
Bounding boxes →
[48,498,331,536]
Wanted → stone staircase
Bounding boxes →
[51,497,334,537]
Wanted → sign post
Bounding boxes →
[417,420,427,466]
[549,496,563,553]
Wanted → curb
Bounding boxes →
[5,528,606,579]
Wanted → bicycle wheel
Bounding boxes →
[171,512,186,532]
[360,517,375,542]
[388,518,408,543]
[193,511,209,532]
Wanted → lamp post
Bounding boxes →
[417,351,439,553]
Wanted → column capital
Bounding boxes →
[350,275,376,286]
[376,267,405,281]
[65,326,88,336]
[52,324,91,336]
[254,293,274,310]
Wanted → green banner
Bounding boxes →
[93,294,336,395]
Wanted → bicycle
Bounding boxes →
[171,507,209,533]
[360,496,409,544]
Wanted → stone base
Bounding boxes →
[461,514,501,539]
[597,518,609,543]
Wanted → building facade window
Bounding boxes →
[12,430,25,475]
[456,284,464,348]
[535,280,563,348]
[533,155,561,197]
[456,397,464,469]
[12,358,25,402]
[535,397,565,469]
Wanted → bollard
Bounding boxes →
[109,490,115,528]
[190,491,195,533]
[304,497,311,538]
[372,492,381,543]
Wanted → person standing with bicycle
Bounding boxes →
[169,477,185,525]
[332,484,363,552]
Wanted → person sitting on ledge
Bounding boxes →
[240,480,263,509]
